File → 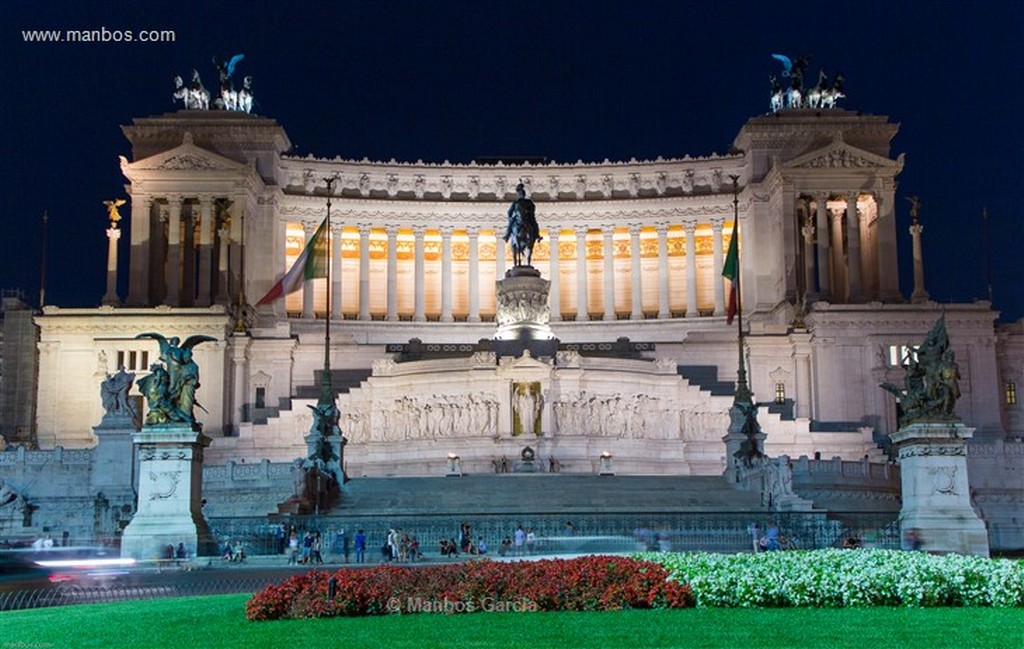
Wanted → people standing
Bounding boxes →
[354,529,366,563]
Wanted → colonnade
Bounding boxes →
[125,194,243,308]
[795,190,900,304]
[288,219,735,321]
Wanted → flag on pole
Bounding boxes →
[722,226,739,324]
[256,218,329,306]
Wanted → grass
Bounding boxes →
[1,595,1022,649]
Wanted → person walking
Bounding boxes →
[354,529,366,563]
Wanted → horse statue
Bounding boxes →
[807,70,828,109]
[238,76,254,114]
[213,54,245,111]
[769,75,784,112]
[173,76,194,109]
[503,182,541,267]
[188,70,210,111]
[820,72,845,109]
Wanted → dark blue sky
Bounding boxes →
[3,1,1021,321]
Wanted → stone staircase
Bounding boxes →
[676,365,735,397]
[337,474,765,516]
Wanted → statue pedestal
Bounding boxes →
[492,268,559,359]
[891,422,989,556]
[120,424,214,561]
[722,403,765,484]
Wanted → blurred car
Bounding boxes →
[0,551,55,594]
[28,546,136,587]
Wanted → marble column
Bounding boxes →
[495,229,506,279]
[802,217,818,299]
[574,225,589,321]
[127,196,151,306]
[302,221,316,319]
[102,226,121,306]
[876,187,902,301]
[467,226,481,322]
[629,223,643,320]
[216,225,230,304]
[655,221,671,317]
[815,193,833,301]
[830,208,846,302]
[846,192,863,302]
[684,220,698,317]
[710,218,725,316]
[358,223,371,321]
[331,223,343,320]
[910,222,930,303]
[413,225,426,322]
[197,196,214,306]
[386,225,399,321]
[440,225,454,322]
[164,196,182,306]
[602,226,616,321]
[547,228,561,322]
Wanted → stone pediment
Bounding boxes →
[783,139,902,172]
[121,132,248,174]
[498,350,553,374]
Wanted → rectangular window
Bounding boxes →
[255,387,266,409]
[887,344,917,367]
[1008,381,1018,406]
[775,382,786,404]
[116,351,125,370]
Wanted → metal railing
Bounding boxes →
[208,511,901,559]
[0,577,275,611]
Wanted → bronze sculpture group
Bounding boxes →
[880,316,962,428]
[135,333,215,429]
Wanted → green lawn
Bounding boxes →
[1,594,1022,649]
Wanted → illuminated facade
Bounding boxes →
[26,107,1021,479]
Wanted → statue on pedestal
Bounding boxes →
[100,368,137,420]
[504,182,542,267]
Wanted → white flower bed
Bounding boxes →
[639,550,1024,607]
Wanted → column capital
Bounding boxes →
[909,223,924,236]
[412,225,426,237]
[546,227,560,240]
[601,225,616,238]
[439,225,454,238]
[801,224,815,242]
[465,225,480,237]
[829,208,845,221]
[384,224,400,237]
[302,221,317,235]
[357,223,373,236]
[330,222,344,235]
[682,219,698,234]
[198,194,214,207]
[573,224,590,237]
[627,223,643,236]
[107,227,122,240]
[165,194,183,206]
[846,191,860,204]
[815,190,830,201]
[708,217,724,232]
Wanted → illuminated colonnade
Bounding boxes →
[282,221,735,321]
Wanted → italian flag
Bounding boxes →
[722,226,739,325]
[256,218,329,306]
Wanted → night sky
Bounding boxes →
[2,1,1021,321]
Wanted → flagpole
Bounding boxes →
[730,175,752,405]
[320,177,336,407]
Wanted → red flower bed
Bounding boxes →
[246,556,692,620]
